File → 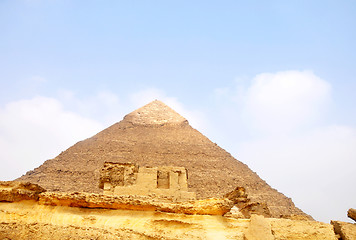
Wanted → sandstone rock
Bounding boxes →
[0,200,248,240]
[0,200,338,240]
[223,186,272,218]
[348,208,356,222]
[280,214,312,221]
[244,214,274,240]
[38,191,233,215]
[168,198,234,215]
[224,186,249,204]
[331,220,356,240]
[239,201,272,218]
[0,181,46,202]
[271,218,338,240]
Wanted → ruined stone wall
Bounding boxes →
[99,162,196,202]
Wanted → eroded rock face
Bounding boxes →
[0,183,339,240]
[224,186,249,205]
[0,200,338,240]
[39,191,233,216]
[223,186,272,218]
[348,208,356,222]
[0,181,46,202]
[244,215,274,240]
[240,201,272,218]
[331,221,356,240]
[271,218,338,240]
[0,200,247,240]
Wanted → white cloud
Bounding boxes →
[243,70,331,134]
[57,89,123,125]
[0,96,103,180]
[214,70,355,222]
[237,125,356,223]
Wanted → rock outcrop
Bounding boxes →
[39,191,233,216]
[0,200,338,240]
[348,208,356,222]
[331,221,356,240]
[0,182,341,239]
[0,181,46,202]
[17,100,308,218]
[244,214,274,240]
[224,186,273,218]
[270,218,337,240]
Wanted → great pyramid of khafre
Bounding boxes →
[18,100,308,218]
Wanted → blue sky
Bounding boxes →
[1,1,355,223]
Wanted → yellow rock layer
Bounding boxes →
[0,201,337,240]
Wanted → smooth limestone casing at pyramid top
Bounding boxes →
[18,100,308,218]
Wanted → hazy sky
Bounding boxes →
[1,1,355,223]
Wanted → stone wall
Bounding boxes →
[99,162,196,202]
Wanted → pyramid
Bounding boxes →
[18,100,307,217]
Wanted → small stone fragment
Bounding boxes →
[331,220,356,240]
[244,214,274,240]
[348,208,356,222]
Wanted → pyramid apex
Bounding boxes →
[123,100,188,126]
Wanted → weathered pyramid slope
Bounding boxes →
[18,100,307,218]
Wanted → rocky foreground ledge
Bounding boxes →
[0,181,355,240]
[0,181,232,216]
[39,192,233,215]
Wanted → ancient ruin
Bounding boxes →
[99,162,196,202]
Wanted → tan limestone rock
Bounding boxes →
[271,218,338,240]
[38,191,233,216]
[280,214,312,221]
[0,181,46,202]
[223,186,272,218]
[0,200,339,240]
[0,200,248,240]
[168,198,234,215]
[244,214,274,240]
[331,220,356,240]
[224,186,249,205]
[239,201,272,218]
[348,208,356,222]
